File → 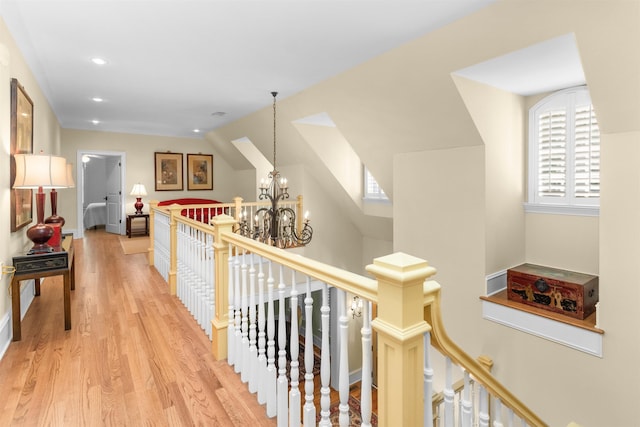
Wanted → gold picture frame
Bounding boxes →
[187,154,213,191]
[10,78,34,232]
[154,152,183,191]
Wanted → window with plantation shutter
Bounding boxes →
[526,86,599,216]
[364,167,387,200]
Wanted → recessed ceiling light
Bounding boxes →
[92,97,103,102]
[92,120,100,125]
[193,129,201,133]
[91,57,107,65]
[211,112,226,117]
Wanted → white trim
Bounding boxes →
[482,299,603,357]
[523,202,599,217]
[485,269,508,295]
[76,150,127,239]
[0,279,36,361]
[0,311,11,360]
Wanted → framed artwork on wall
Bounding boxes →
[10,78,34,232]
[154,152,183,191]
[186,153,213,191]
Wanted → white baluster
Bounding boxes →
[479,385,490,427]
[338,289,349,427]
[444,357,455,427]
[493,398,504,427]
[266,262,277,418]
[205,234,214,339]
[234,247,242,374]
[360,299,372,427]
[289,271,300,427]
[241,251,249,383]
[276,265,288,427]
[460,371,473,427]
[227,243,235,366]
[507,408,515,427]
[257,258,267,404]
[303,277,316,426]
[319,282,331,427]
[424,332,434,426]
[248,254,258,392]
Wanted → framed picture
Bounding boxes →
[187,153,213,191]
[10,78,34,232]
[154,152,183,191]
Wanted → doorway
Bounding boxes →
[76,150,126,239]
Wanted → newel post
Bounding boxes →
[211,214,237,359]
[167,206,181,295]
[148,200,158,266]
[366,252,437,427]
[233,196,243,221]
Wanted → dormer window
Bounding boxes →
[526,86,600,216]
[364,167,387,201]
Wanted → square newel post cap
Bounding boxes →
[367,252,437,330]
[366,252,437,283]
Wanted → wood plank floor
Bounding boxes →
[0,230,277,426]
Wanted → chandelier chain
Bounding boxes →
[271,91,278,171]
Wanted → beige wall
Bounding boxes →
[0,18,61,323]
[58,129,245,232]
[390,1,638,426]
[453,76,527,275]
[1,1,639,425]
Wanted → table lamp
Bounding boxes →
[13,153,67,254]
[130,183,147,214]
[44,157,70,227]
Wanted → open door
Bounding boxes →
[105,156,122,234]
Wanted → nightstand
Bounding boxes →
[126,213,150,238]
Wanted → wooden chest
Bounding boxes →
[507,264,598,320]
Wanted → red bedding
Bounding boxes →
[158,198,224,223]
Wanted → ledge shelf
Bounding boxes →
[481,289,604,358]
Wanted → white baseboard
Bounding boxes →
[0,311,11,360]
[0,279,36,360]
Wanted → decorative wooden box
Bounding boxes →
[507,263,598,320]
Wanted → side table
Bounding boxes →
[126,213,150,238]
[11,234,75,341]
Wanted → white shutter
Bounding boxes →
[537,109,567,198]
[364,168,387,200]
[573,104,600,198]
[528,86,600,212]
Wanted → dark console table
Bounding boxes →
[11,234,75,341]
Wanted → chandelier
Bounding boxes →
[237,92,313,248]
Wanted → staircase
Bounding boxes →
[149,201,550,426]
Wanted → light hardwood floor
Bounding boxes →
[0,230,276,426]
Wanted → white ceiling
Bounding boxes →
[0,0,498,139]
[453,33,586,96]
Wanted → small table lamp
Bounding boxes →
[130,183,147,214]
[13,153,68,254]
[44,158,70,227]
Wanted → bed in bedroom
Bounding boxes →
[83,202,107,229]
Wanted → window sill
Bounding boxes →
[480,289,603,357]
[523,203,599,217]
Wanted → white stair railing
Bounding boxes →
[152,208,170,282]
[150,208,549,427]
[223,239,379,427]
[175,220,215,339]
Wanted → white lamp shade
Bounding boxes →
[13,154,68,189]
[130,183,147,196]
[66,163,76,188]
[50,156,68,188]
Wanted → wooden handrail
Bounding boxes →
[423,280,548,427]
